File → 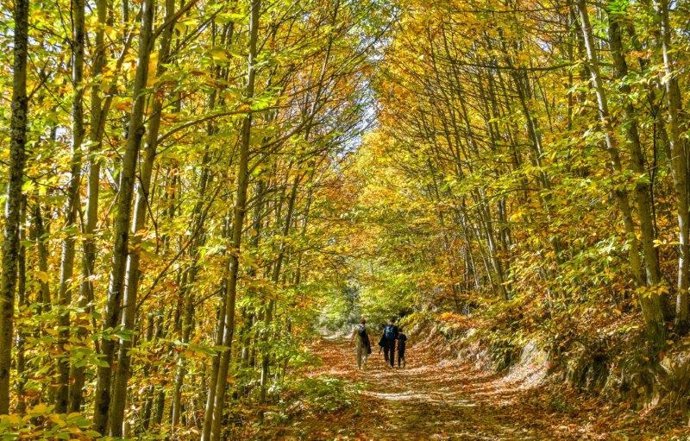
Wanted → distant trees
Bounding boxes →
[363,0,690,351]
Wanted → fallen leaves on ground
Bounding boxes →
[254,337,690,440]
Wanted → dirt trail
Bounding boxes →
[275,336,677,441]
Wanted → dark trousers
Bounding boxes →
[383,340,395,367]
[398,349,405,367]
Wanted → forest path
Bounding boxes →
[276,336,656,441]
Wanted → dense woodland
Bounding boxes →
[3,0,690,438]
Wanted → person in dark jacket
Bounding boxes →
[380,319,398,367]
[397,328,407,368]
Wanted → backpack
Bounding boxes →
[384,325,396,340]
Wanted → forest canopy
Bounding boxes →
[2,0,690,438]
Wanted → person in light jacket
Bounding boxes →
[351,318,372,369]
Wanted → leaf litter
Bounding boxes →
[255,337,690,440]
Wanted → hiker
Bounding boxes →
[351,318,372,369]
[397,328,407,368]
[380,318,398,368]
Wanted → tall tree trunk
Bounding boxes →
[576,0,665,349]
[16,197,27,414]
[69,0,108,412]
[260,176,299,404]
[140,314,157,431]
[171,149,213,427]
[654,0,690,330]
[608,13,661,287]
[92,0,155,433]
[204,1,260,438]
[109,0,175,433]
[239,180,266,376]
[55,0,86,412]
[31,199,51,309]
[0,0,29,414]
[201,282,227,440]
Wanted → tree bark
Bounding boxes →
[260,175,299,404]
[654,0,690,330]
[239,180,266,376]
[16,197,27,414]
[31,199,51,309]
[204,1,260,439]
[55,0,86,412]
[608,13,661,288]
[576,0,665,349]
[69,0,108,412]
[109,0,175,433]
[92,0,155,433]
[0,0,30,414]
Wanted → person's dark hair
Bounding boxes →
[360,318,366,325]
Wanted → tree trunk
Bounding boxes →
[55,0,86,412]
[576,0,665,349]
[260,175,299,404]
[204,1,260,438]
[92,0,155,433]
[201,284,227,440]
[16,197,27,414]
[69,0,108,412]
[239,180,266,378]
[0,0,29,414]
[608,13,661,288]
[139,314,155,431]
[109,0,175,433]
[31,198,51,309]
[654,0,690,330]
